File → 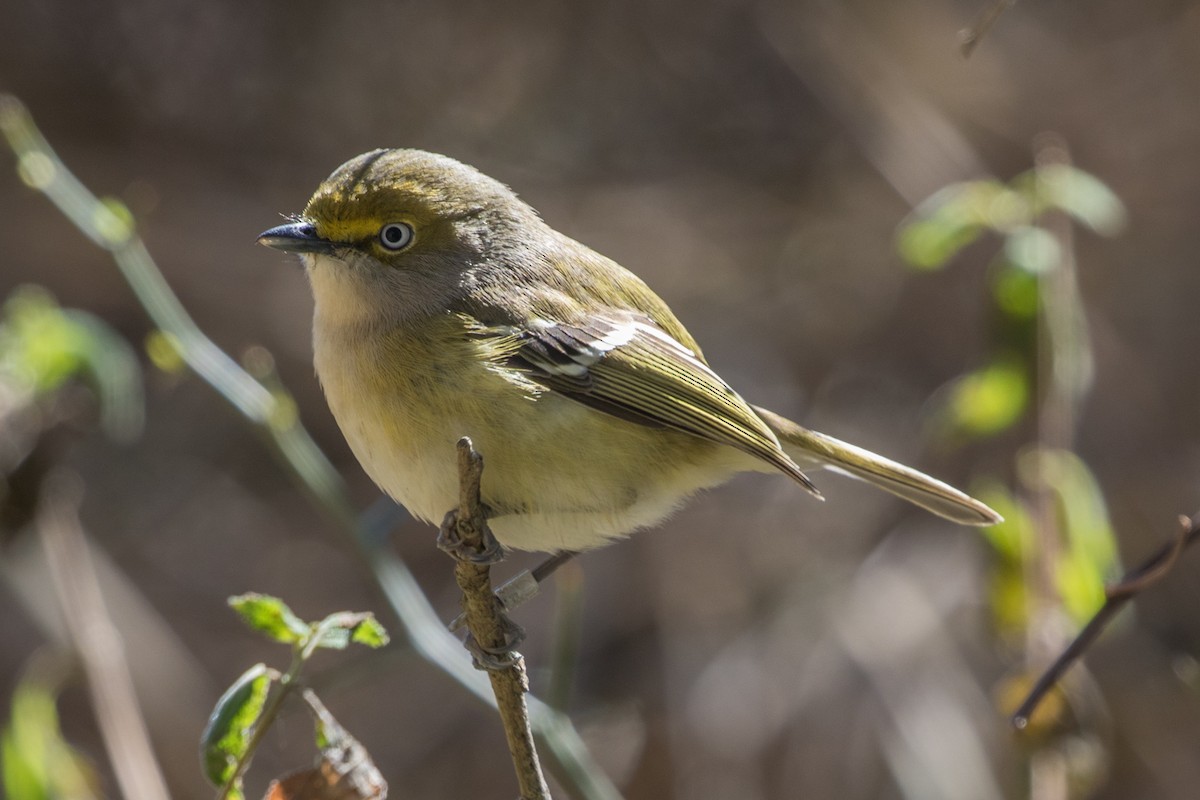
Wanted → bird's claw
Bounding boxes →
[437,508,504,564]
[464,613,526,671]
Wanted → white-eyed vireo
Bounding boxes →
[259,149,1000,552]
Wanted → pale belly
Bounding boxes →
[314,326,753,552]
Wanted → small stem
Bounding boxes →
[1013,512,1200,727]
[217,614,351,797]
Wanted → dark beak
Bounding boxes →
[257,221,337,254]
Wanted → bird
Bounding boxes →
[258,149,1000,554]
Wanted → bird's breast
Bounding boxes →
[311,313,749,551]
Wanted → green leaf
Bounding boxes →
[1056,548,1109,623]
[982,515,1030,634]
[312,611,390,650]
[989,570,1031,636]
[1004,225,1060,274]
[1,727,42,800]
[898,180,1032,269]
[1035,164,1126,235]
[228,593,310,644]
[200,663,271,790]
[975,481,1032,564]
[991,265,1040,319]
[941,358,1029,438]
[973,481,1038,637]
[1037,450,1120,623]
[0,286,144,441]
[0,286,88,394]
[350,616,390,649]
[1056,454,1118,570]
[898,217,982,270]
[2,677,94,800]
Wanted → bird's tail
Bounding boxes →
[754,406,1002,526]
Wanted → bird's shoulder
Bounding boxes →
[452,229,704,356]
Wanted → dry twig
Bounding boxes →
[1013,511,1200,727]
[443,437,551,800]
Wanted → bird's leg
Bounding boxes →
[447,550,579,633]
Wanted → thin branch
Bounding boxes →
[1104,514,1193,599]
[37,472,172,800]
[218,611,358,798]
[1013,511,1200,728]
[445,438,551,800]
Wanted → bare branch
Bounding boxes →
[1013,511,1200,728]
[444,437,551,800]
[1104,515,1193,599]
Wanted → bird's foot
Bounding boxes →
[464,612,526,671]
[437,508,504,564]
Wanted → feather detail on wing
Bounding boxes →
[468,313,821,497]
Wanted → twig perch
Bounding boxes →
[442,437,550,800]
[1013,511,1200,728]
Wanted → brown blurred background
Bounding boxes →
[2,1,1200,798]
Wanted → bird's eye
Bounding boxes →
[378,222,414,251]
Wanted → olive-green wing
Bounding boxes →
[474,313,819,496]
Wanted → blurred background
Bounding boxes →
[2,0,1199,798]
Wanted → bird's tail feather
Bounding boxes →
[754,406,1002,527]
